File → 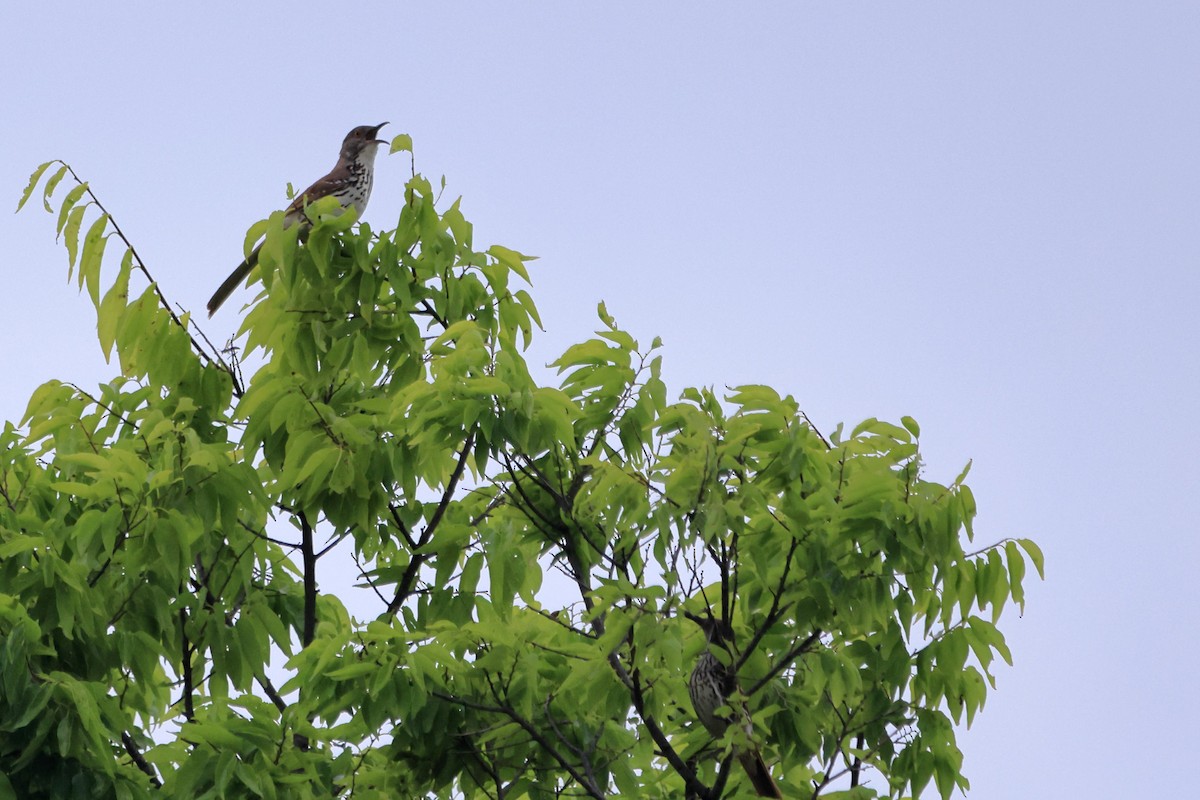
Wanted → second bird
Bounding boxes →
[206,122,389,317]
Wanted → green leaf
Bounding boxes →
[1006,540,1027,609]
[2,684,50,731]
[97,248,132,360]
[16,161,54,212]
[0,535,45,559]
[901,415,921,438]
[293,447,341,491]
[1019,537,1045,579]
[79,213,110,305]
[389,133,413,153]
[63,205,87,269]
[952,459,973,486]
[55,182,89,234]
[488,244,533,283]
[41,164,70,213]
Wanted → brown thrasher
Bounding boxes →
[206,122,389,317]
[685,611,782,798]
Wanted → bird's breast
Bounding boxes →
[347,170,372,214]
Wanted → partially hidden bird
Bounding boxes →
[206,122,389,317]
[685,611,783,798]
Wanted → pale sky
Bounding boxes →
[3,4,1198,798]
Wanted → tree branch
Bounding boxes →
[299,510,317,647]
[120,731,162,787]
[386,427,477,616]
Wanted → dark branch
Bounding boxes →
[121,731,162,787]
[299,510,317,647]
[179,608,195,723]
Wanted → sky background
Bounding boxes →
[2,3,1198,797]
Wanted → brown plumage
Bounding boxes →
[686,611,782,798]
[207,122,388,317]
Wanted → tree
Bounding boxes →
[1,147,1042,800]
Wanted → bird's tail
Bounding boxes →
[738,749,782,798]
[207,243,262,317]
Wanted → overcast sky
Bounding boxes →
[3,4,1198,797]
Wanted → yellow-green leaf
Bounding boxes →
[41,164,70,212]
[389,133,413,154]
[17,161,54,212]
[55,182,90,235]
[79,213,110,304]
[63,205,87,269]
[98,248,133,360]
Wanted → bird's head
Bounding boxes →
[341,122,389,161]
[684,610,736,649]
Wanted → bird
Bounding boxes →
[206,122,389,317]
[685,611,782,798]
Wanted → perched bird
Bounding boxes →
[206,122,389,317]
[686,611,782,798]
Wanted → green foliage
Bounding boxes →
[1,150,1041,799]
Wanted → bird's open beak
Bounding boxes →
[371,121,389,143]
